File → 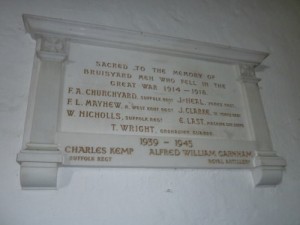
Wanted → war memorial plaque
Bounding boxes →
[61,44,252,168]
[17,15,286,189]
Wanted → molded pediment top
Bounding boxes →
[23,14,268,66]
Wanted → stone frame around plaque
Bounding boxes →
[16,14,286,189]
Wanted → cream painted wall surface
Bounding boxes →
[0,0,299,224]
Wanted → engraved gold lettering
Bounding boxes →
[224,103,234,108]
[119,124,155,133]
[202,81,209,87]
[65,146,107,154]
[225,159,250,164]
[182,150,216,157]
[66,110,75,117]
[67,98,72,105]
[206,121,226,126]
[163,86,180,93]
[85,100,121,108]
[133,65,145,71]
[178,107,210,115]
[79,111,121,119]
[213,82,226,89]
[191,89,207,95]
[180,79,196,85]
[110,81,136,88]
[96,61,128,69]
[146,106,159,111]
[219,112,240,117]
[141,96,161,101]
[141,83,157,90]
[175,140,193,148]
[83,69,132,78]
[192,130,213,136]
[125,116,148,121]
[140,138,159,146]
[208,101,223,107]
[109,147,134,155]
[149,148,180,156]
[160,129,190,135]
[178,97,205,105]
[131,105,145,110]
[207,74,215,79]
[161,107,173,112]
[179,117,204,125]
[69,156,95,161]
[173,70,203,78]
[97,156,112,162]
[218,151,252,158]
[159,77,175,83]
[85,89,137,99]
[139,75,154,81]
[208,159,224,164]
[152,68,166,74]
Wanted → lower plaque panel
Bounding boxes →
[58,132,255,169]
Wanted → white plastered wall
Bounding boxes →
[0,0,299,224]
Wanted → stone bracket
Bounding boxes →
[252,151,286,186]
[17,145,63,189]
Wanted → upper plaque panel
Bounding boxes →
[61,43,250,140]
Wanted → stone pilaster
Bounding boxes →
[238,64,286,186]
[17,36,68,189]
